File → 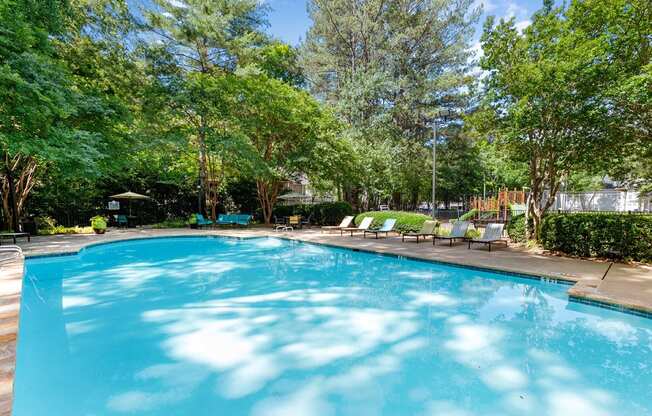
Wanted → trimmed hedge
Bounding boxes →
[271,202,353,225]
[355,211,435,233]
[507,214,528,243]
[541,213,652,262]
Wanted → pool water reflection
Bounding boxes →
[14,237,652,415]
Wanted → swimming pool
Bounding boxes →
[14,237,652,415]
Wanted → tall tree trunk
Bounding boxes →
[197,115,208,215]
[256,179,281,225]
[4,166,19,232]
[527,152,563,241]
[1,153,37,231]
[343,185,360,211]
[205,153,224,221]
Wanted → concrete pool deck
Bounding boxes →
[0,227,651,414]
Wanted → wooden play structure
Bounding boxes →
[469,188,526,224]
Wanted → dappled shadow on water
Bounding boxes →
[14,237,652,416]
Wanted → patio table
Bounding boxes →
[0,232,30,245]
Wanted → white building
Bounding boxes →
[278,176,334,206]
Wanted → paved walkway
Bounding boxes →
[1,227,651,415]
[0,251,22,415]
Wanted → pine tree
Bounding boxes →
[301,0,480,209]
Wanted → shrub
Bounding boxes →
[465,227,481,239]
[507,214,530,243]
[355,211,435,233]
[149,218,188,229]
[90,215,107,230]
[35,216,57,232]
[38,225,93,235]
[540,213,652,262]
[188,214,197,225]
[311,202,353,225]
[36,216,93,235]
[270,205,300,219]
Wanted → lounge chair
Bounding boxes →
[364,218,397,239]
[321,216,354,233]
[341,216,373,236]
[273,216,286,231]
[433,221,470,246]
[195,214,213,228]
[402,220,437,243]
[468,223,507,252]
[276,215,301,232]
[301,214,312,229]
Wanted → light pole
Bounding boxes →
[431,109,451,220]
[197,184,202,214]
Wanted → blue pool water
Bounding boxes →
[14,237,652,415]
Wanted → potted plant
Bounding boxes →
[90,215,107,234]
[188,214,198,229]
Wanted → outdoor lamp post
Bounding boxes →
[432,108,451,220]
[197,184,202,214]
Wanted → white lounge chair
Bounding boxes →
[468,223,507,252]
[340,217,373,236]
[433,221,470,246]
[321,216,354,233]
[402,220,437,243]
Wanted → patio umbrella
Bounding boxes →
[109,191,150,216]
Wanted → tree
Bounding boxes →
[227,73,338,224]
[436,130,484,208]
[565,0,651,193]
[300,0,480,209]
[0,0,108,230]
[470,0,647,240]
[139,0,267,217]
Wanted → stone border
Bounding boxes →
[0,252,23,416]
